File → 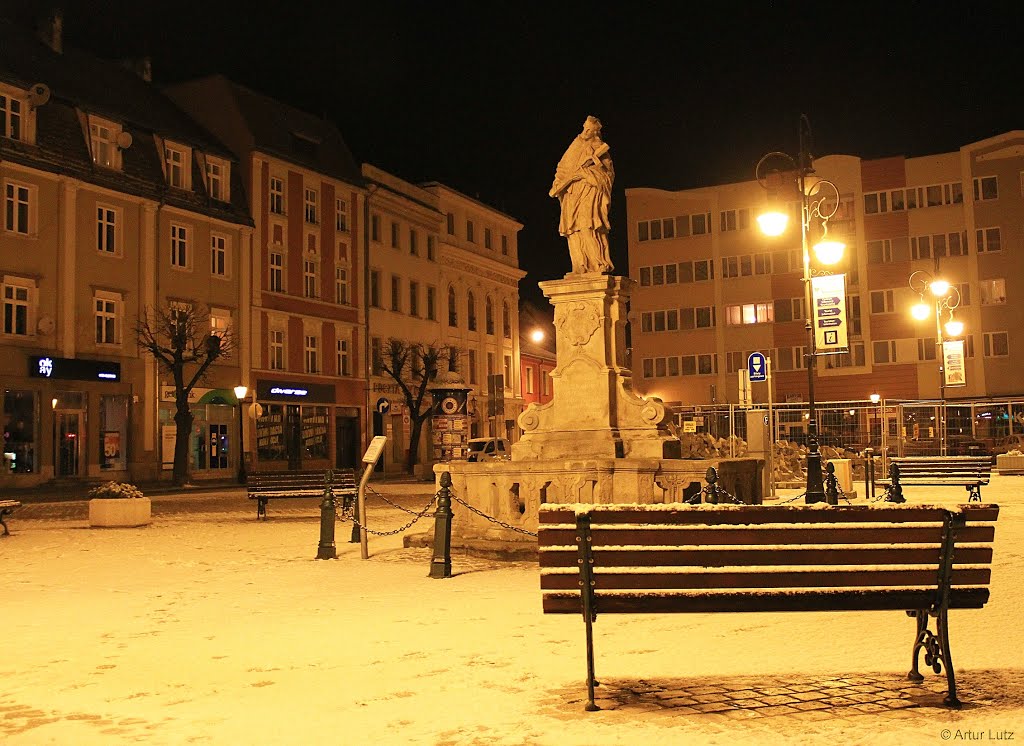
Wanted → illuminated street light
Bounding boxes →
[530,328,545,344]
[233,384,248,484]
[756,115,845,505]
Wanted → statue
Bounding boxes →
[549,116,614,275]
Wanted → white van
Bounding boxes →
[466,437,511,462]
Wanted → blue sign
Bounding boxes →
[748,352,767,383]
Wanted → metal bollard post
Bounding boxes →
[824,462,839,505]
[885,462,905,503]
[704,466,718,504]
[429,471,453,579]
[863,448,873,500]
[349,490,361,544]
[316,469,337,560]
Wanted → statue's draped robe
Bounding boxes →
[551,135,614,273]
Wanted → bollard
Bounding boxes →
[863,448,873,500]
[349,488,361,544]
[429,471,453,579]
[824,462,839,505]
[704,467,718,504]
[886,462,905,503]
[316,469,337,560]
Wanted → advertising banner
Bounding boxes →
[942,340,967,387]
[811,274,849,354]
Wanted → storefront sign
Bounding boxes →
[161,425,177,470]
[28,356,121,382]
[256,380,336,403]
[942,340,967,387]
[810,274,849,354]
[161,386,213,404]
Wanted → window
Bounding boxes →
[917,337,937,361]
[448,287,458,326]
[426,286,437,321]
[524,365,535,394]
[955,283,971,306]
[304,188,319,224]
[390,275,401,312]
[719,210,737,232]
[337,338,351,376]
[391,221,400,249]
[269,251,284,292]
[211,234,228,277]
[2,278,31,336]
[409,280,419,317]
[867,239,892,264]
[467,291,477,331]
[873,340,898,364]
[0,93,24,140]
[984,331,1009,357]
[725,303,773,325]
[503,355,513,390]
[206,158,229,201]
[680,306,715,329]
[4,181,30,235]
[90,120,119,169]
[335,198,348,232]
[335,267,349,305]
[170,224,188,268]
[92,294,118,345]
[409,229,418,256]
[484,227,493,250]
[303,258,319,298]
[980,279,1006,305]
[269,329,285,371]
[825,341,866,369]
[466,219,475,243]
[97,206,117,254]
[468,349,477,384]
[164,144,188,189]
[502,302,511,339]
[485,296,495,335]
[370,270,381,308]
[371,214,381,242]
[910,235,931,260]
[210,309,230,339]
[501,235,509,256]
[973,176,998,201]
[976,227,1001,253]
[446,212,455,235]
[304,334,320,374]
[428,235,437,261]
[870,289,895,314]
[270,177,285,215]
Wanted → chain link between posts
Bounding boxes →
[447,491,538,537]
[335,490,439,536]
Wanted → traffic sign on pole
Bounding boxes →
[748,352,767,383]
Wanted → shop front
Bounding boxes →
[253,380,358,472]
[159,386,244,480]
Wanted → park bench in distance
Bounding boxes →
[878,456,993,502]
[539,503,999,711]
[247,470,356,519]
[0,499,20,535]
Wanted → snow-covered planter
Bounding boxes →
[88,482,151,527]
[996,453,1024,476]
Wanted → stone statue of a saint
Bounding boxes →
[549,116,615,275]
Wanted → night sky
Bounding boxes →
[5,1,1024,305]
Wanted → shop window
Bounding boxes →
[255,404,287,462]
[302,406,329,460]
[2,389,37,474]
[100,395,128,471]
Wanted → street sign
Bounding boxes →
[683,421,697,433]
[748,352,767,383]
[811,274,849,353]
[375,397,391,414]
[361,435,388,465]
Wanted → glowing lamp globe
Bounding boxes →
[233,385,248,401]
[870,393,881,404]
[929,279,951,297]
[911,302,931,321]
[757,210,788,237]
[813,239,845,265]
[945,319,964,337]
[529,329,545,344]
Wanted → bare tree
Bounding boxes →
[137,304,234,486]
[377,339,452,473]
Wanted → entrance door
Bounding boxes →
[286,405,302,470]
[56,411,83,477]
[335,416,358,469]
[209,424,229,469]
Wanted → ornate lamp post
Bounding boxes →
[756,115,846,504]
[233,385,248,484]
[909,270,965,456]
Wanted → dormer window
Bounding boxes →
[205,157,230,201]
[164,141,191,189]
[89,116,122,170]
[0,92,24,141]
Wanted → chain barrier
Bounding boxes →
[336,491,439,536]
[448,491,538,537]
[363,484,426,515]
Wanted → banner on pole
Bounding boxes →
[811,274,849,354]
[942,340,967,387]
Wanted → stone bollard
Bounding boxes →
[316,469,337,560]
[429,471,453,579]
[824,462,839,505]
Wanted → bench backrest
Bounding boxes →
[539,504,998,615]
[890,457,992,483]
[248,469,356,492]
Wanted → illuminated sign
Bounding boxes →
[256,380,336,404]
[269,387,308,396]
[28,356,121,382]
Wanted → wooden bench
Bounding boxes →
[878,456,993,502]
[247,470,357,519]
[539,503,999,711]
[0,499,20,535]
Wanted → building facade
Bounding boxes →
[0,18,252,486]
[166,76,367,472]
[627,131,1024,413]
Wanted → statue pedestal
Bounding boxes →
[513,274,679,461]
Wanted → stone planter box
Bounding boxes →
[88,497,152,527]
[996,454,1024,475]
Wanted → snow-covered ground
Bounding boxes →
[2,479,1023,745]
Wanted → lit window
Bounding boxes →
[90,120,119,169]
[980,279,1006,305]
[210,309,231,339]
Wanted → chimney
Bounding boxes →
[37,9,63,54]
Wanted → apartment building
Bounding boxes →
[0,17,252,486]
[519,301,555,408]
[627,131,1024,410]
[421,183,525,441]
[166,76,366,471]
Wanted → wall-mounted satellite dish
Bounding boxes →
[28,83,51,107]
[37,315,55,335]
[116,131,133,149]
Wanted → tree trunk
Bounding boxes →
[172,401,194,487]
[406,415,427,473]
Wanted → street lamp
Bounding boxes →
[909,270,965,456]
[757,115,846,504]
[529,328,545,344]
[233,385,248,484]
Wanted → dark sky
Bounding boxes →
[7,1,1024,305]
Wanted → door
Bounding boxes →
[286,405,302,470]
[209,424,229,469]
[56,411,83,477]
[335,416,358,469]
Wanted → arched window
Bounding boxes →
[485,296,495,335]
[467,291,477,331]
[448,286,458,327]
[502,301,511,339]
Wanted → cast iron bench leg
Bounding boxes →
[908,609,928,682]
[257,496,267,520]
[0,506,12,536]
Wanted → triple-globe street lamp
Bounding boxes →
[756,115,846,504]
